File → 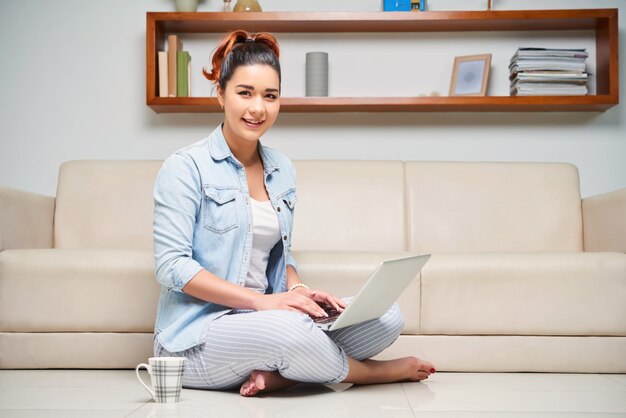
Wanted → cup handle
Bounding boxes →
[135,363,155,400]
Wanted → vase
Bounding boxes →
[306,52,329,97]
[175,0,198,12]
[233,0,262,12]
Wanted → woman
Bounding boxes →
[152,30,435,397]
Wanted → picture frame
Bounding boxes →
[449,54,492,96]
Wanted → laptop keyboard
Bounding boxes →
[311,305,342,324]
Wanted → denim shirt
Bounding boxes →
[153,125,297,353]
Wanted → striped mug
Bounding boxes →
[136,357,186,403]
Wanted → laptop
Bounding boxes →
[312,254,431,331]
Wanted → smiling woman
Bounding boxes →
[151,30,434,398]
[218,65,281,150]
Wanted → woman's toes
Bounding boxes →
[240,371,269,397]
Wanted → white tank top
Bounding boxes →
[245,197,281,293]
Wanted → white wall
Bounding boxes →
[0,0,624,198]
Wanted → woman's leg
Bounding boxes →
[155,304,434,397]
[240,302,435,395]
[326,301,436,385]
[157,309,350,393]
[239,355,435,396]
[327,300,405,360]
[343,357,435,384]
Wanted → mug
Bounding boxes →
[136,357,186,403]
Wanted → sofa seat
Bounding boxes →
[420,252,626,336]
[0,249,158,333]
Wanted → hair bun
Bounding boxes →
[202,30,280,87]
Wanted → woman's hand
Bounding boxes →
[252,291,329,318]
[292,287,347,313]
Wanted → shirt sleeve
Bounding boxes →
[153,153,204,292]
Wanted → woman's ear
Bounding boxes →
[216,87,225,108]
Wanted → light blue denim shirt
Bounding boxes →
[153,125,297,353]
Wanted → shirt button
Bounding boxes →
[277,207,281,212]
[283,235,287,241]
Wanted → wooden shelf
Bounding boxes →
[146,10,619,113]
[148,95,617,113]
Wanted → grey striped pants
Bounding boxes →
[153,298,404,390]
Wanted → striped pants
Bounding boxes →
[154,298,404,390]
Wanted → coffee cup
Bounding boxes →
[135,357,186,403]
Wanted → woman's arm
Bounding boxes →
[153,154,205,292]
[182,268,328,317]
[286,264,301,290]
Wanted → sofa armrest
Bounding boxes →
[0,187,55,251]
[582,188,626,253]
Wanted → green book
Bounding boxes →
[176,51,191,97]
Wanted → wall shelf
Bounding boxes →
[146,10,619,113]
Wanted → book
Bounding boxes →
[511,87,588,96]
[177,51,191,97]
[510,72,588,84]
[512,47,589,59]
[509,47,589,96]
[511,83,588,96]
[509,61,586,72]
[167,34,182,97]
[158,51,168,98]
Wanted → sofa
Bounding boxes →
[1,160,624,372]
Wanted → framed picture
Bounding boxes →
[449,54,492,96]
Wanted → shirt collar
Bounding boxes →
[208,124,233,161]
[209,124,279,175]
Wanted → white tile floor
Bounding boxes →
[0,370,625,418]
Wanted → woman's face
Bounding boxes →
[217,64,281,146]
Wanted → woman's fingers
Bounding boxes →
[313,291,347,312]
[326,296,343,312]
[289,293,327,317]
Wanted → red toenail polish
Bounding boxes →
[430,368,436,373]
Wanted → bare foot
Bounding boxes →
[239,370,297,397]
[376,357,435,382]
[403,357,436,382]
[350,357,436,385]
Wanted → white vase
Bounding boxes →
[175,0,198,12]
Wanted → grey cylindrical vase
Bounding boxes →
[306,52,328,97]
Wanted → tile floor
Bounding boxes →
[0,370,625,417]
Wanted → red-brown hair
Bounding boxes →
[203,30,281,91]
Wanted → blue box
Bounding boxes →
[383,0,411,11]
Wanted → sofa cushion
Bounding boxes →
[0,333,153,369]
[419,253,626,336]
[405,162,583,252]
[292,161,406,252]
[0,249,159,332]
[54,160,162,249]
[293,251,420,334]
[377,335,626,373]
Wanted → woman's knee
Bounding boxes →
[382,303,405,337]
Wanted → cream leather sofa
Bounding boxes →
[1,160,624,372]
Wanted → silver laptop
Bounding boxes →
[312,254,431,331]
